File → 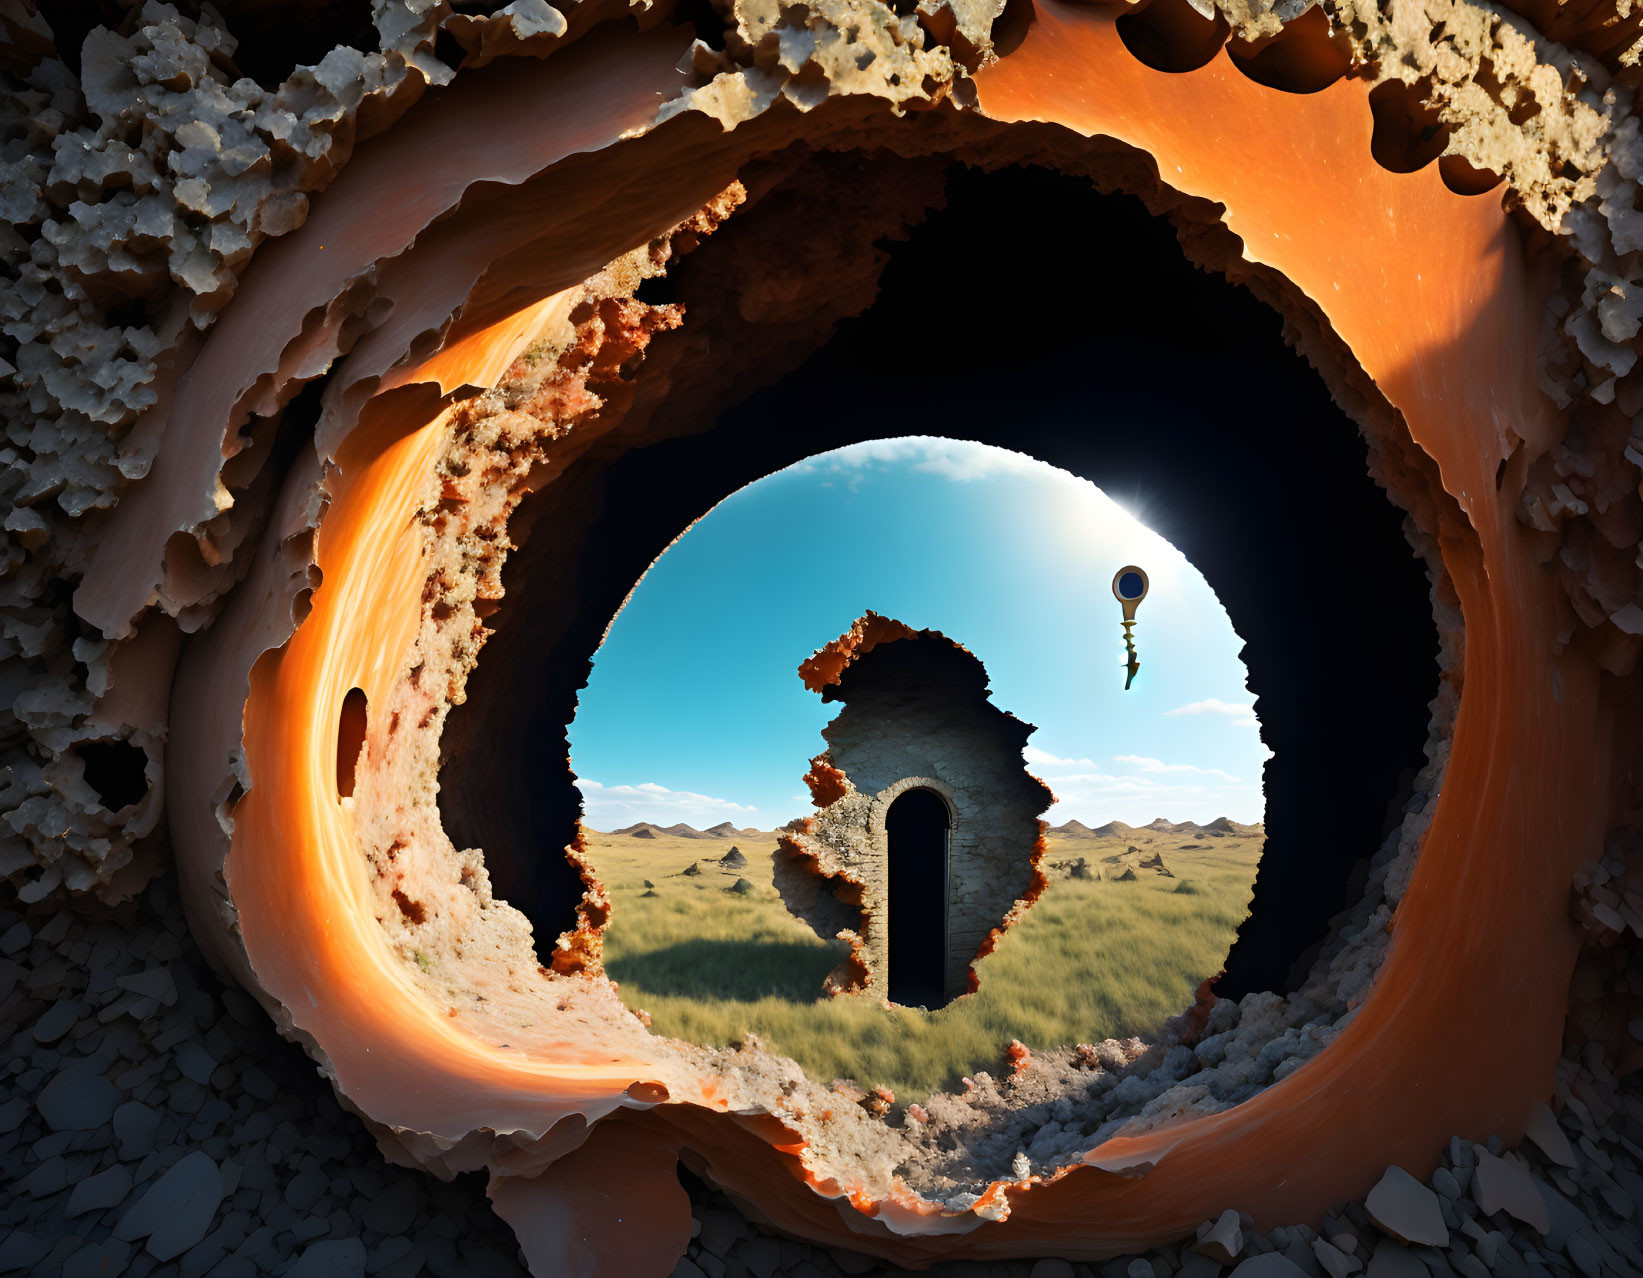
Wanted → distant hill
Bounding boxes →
[1204,816,1264,837]
[1047,817,1259,839]
[595,820,766,840]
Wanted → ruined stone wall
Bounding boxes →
[777,625,1053,1001]
[823,694,1049,1000]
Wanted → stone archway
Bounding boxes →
[885,786,953,1008]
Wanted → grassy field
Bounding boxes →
[583,828,1261,1102]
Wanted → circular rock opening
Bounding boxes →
[75,739,148,812]
[442,160,1442,1014]
[566,438,1270,1094]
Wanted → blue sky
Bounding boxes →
[570,438,1269,830]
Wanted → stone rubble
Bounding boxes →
[4,869,1640,1278]
[1363,1166,1448,1248]
[0,875,531,1278]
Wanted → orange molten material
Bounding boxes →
[797,610,922,692]
[803,755,851,807]
[170,1,1609,1267]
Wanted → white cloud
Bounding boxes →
[1164,698,1255,718]
[1030,746,1236,783]
[1025,745,1261,825]
[1023,745,1097,769]
[1164,698,1260,728]
[1112,754,1236,781]
[910,445,1044,484]
[575,778,757,830]
[1043,772,1264,823]
[1039,769,1264,827]
[793,437,1046,486]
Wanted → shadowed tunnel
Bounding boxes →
[439,158,1440,1004]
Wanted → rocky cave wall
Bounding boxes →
[2,0,1643,1275]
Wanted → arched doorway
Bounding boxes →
[886,788,952,1008]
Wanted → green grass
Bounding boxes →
[584,833,1260,1103]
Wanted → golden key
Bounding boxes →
[1111,565,1149,691]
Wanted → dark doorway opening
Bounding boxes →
[886,788,951,1009]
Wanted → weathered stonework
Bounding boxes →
[774,616,1053,1003]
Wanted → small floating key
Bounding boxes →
[1111,565,1149,691]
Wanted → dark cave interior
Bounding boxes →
[439,160,1439,1005]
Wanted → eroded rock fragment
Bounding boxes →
[1365,1165,1450,1247]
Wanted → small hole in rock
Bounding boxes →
[669,0,727,50]
[104,298,149,331]
[433,27,467,75]
[1227,7,1350,94]
[636,273,683,307]
[1440,154,1504,197]
[338,687,368,800]
[1368,81,1452,173]
[77,740,148,811]
[991,0,1036,59]
[1117,0,1230,75]
[222,0,378,91]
